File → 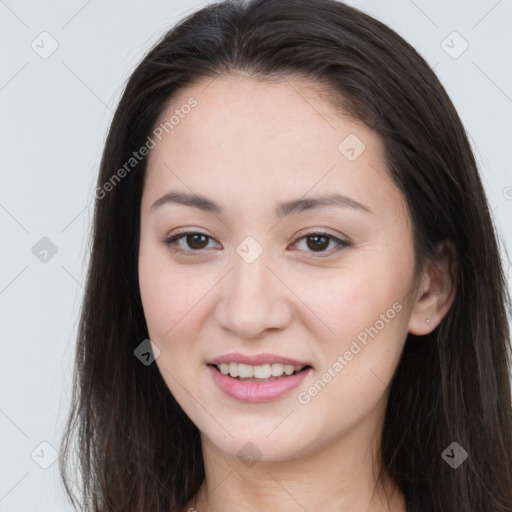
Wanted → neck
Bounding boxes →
[186,403,406,512]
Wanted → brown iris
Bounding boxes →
[305,234,330,252]
[185,233,209,250]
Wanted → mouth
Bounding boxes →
[208,362,312,382]
[207,362,313,403]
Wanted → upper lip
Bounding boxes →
[207,352,311,367]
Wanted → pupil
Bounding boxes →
[307,235,328,251]
[188,234,207,249]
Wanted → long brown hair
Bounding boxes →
[59,1,512,510]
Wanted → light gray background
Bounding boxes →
[1,0,511,510]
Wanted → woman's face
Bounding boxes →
[138,74,420,463]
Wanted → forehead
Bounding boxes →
[152,73,372,159]
[142,74,405,222]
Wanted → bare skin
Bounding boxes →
[137,73,456,512]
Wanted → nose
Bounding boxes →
[214,249,292,339]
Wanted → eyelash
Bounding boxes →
[162,230,351,257]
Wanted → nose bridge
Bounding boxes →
[216,240,290,337]
[232,246,269,297]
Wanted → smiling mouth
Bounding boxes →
[208,363,312,382]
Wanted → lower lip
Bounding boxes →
[207,364,312,403]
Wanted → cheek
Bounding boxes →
[294,262,408,345]
[138,262,178,341]
[138,243,208,341]
[292,253,412,389]
[138,253,205,399]
[294,277,407,438]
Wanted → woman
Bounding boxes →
[59,0,512,510]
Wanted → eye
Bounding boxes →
[163,231,219,253]
[163,230,351,256]
[291,231,351,256]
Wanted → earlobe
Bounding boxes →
[408,239,458,335]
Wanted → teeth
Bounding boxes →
[283,364,294,375]
[238,363,253,378]
[216,362,306,379]
[228,362,239,377]
[253,364,271,379]
[271,363,284,376]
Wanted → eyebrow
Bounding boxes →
[150,191,373,217]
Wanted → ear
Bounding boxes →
[408,239,458,335]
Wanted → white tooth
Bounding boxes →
[229,362,239,377]
[238,363,254,378]
[271,363,284,376]
[283,364,294,375]
[221,362,305,378]
[253,364,272,379]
